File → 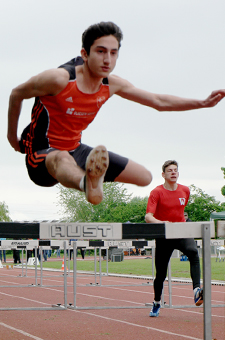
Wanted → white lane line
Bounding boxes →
[0,287,222,339]
[76,292,144,305]
[101,285,224,304]
[0,291,50,305]
[1,286,223,319]
[0,322,44,340]
[72,310,202,340]
[76,292,224,318]
[173,308,225,318]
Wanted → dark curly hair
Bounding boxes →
[82,21,123,55]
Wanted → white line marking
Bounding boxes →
[76,292,225,318]
[101,286,224,304]
[0,291,50,305]
[0,322,44,340]
[0,281,223,339]
[77,292,143,305]
[72,310,202,340]
[174,308,225,319]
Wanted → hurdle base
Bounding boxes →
[67,305,151,310]
[51,303,68,309]
[86,283,100,286]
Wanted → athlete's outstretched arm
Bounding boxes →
[7,68,70,151]
[109,75,225,111]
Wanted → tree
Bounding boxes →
[57,183,148,223]
[221,167,225,197]
[0,201,11,222]
[57,182,132,222]
[109,196,148,223]
[185,185,225,221]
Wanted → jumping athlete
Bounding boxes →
[7,22,225,205]
[145,160,203,317]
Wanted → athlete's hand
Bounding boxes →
[7,135,21,152]
[203,89,225,108]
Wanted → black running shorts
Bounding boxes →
[25,143,129,187]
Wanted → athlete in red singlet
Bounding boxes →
[145,160,203,317]
[7,22,225,205]
[146,183,190,222]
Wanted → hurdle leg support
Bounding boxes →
[202,223,212,340]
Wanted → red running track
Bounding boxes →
[0,265,224,340]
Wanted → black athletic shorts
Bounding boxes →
[25,143,129,187]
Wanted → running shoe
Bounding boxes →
[194,287,203,306]
[149,302,161,317]
[85,145,109,205]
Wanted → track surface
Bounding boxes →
[0,260,224,340]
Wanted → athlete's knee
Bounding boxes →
[190,249,199,259]
[136,169,152,186]
[46,150,76,173]
[56,150,73,163]
[186,247,199,262]
[142,169,152,186]
[115,160,152,186]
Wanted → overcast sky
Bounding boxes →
[0,0,224,221]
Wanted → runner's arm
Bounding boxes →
[109,75,225,111]
[7,68,69,151]
[145,212,169,224]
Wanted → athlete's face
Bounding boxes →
[162,164,179,183]
[82,35,119,77]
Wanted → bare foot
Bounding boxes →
[85,145,109,205]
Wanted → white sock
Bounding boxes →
[79,176,85,191]
[193,287,200,295]
[154,300,161,305]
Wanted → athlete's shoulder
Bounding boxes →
[108,74,132,86]
[150,185,164,195]
[177,184,190,195]
[108,74,133,95]
[58,57,84,80]
[178,183,189,191]
[154,184,164,191]
[24,67,70,98]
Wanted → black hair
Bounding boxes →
[82,21,123,55]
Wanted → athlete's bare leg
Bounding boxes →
[45,145,109,205]
[114,159,152,186]
[46,150,84,190]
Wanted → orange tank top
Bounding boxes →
[20,57,110,153]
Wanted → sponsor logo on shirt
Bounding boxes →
[97,96,106,108]
[179,198,186,205]
[66,108,95,116]
[65,97,73,102]
[66,108,75,115]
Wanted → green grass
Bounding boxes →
[41,257,225,282]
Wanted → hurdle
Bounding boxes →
[0,239,39,280]
[0,242,68,311]
[80,240,155,287]
[0,221,223,340]
[0,239,71,288]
